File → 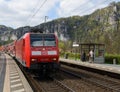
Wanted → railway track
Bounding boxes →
[60,64,120,92]
[23,71,75,92]
[14,56,120,92]
[13,55,74,92]
[18,64,74,92]
[38,77,75,92]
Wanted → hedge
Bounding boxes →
[60,52,80,60]
[105,54,120,64]
[60,52,120,65]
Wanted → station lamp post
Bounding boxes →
[73,26,79,60]
[72,42,79,61]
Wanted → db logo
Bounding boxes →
[42,51,47,55]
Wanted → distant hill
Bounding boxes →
[36,1,120,54]
[0,25,13,33]
[0,25,14,44]
[0,1,120,54]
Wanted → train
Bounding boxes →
[3,32,60,73]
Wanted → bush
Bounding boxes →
[105,54,120,64]
[60,51,80,60]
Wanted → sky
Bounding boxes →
[0,0,120,29]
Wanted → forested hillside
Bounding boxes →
[36,2,120,54]
[0,2,120,54]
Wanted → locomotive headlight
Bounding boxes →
[52,58,57,61]
[31,59,37,62]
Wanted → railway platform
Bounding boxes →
[60,58,120,75]
[0,53,33,92]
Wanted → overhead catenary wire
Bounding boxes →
[25,0,42,26]
[26,0,41,22]
[26,0,47,26]
[26,0,115,26]
[31,0,47,18]
[70,0,91,14]
[64,0,114,17]
[77,0,114,15]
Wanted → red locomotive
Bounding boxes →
[15,32,60,72]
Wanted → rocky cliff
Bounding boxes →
[0,1,120,53]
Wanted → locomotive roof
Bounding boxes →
[19,32,56,40]
[30,33,55,34]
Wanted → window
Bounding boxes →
[44,38,56,46]
[30,34,56,47]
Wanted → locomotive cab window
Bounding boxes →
[30,34,56,47]
[44,35,56,46]
[30,34,43,46]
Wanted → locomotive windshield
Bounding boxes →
[30,34,56,46]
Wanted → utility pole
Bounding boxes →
[45,16,48,23]
[44,16,48,33]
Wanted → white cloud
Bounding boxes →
[0,0,119,28]
[57,0,115,17]
[58,0,90,17]
[0,0,59,28]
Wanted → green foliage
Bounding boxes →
[59,40,72,53]
[60,51,80,60]
[105,54,120,64]
[1,1,120,55]
[65,2,120,54]
[0,40,14,46]
[58,41,65,51]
